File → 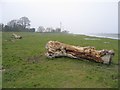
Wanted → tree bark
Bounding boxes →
[45,41,115,64]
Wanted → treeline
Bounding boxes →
[0,16,69,33]
[0,17,35,32]
[37,26,69,33]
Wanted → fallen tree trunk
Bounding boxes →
[12,33,22,39]
[45,41,115,64]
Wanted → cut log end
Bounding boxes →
[45,41,115,65]
[101,50,115,64]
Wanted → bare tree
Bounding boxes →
[18,17,30,28]
[37,26,45,32]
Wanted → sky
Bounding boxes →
[0,0,119,34]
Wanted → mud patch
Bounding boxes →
[0,66,5,72]
[104,42,110,44]
[27,55,42,63]
[84,38,101,40]
[0,69,5,72]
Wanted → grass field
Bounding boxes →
[2,32,119,88]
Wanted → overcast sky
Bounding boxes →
[0,0,119,34]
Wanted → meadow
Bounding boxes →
[2,32,119,88]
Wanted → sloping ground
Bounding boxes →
[2,32,119,88]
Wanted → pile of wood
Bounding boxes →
[45,41,115,64]
[12,33,22,39]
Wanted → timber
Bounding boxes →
[45,41,115,64]
[12,33,22,39]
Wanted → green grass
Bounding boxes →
[2,32,119,88]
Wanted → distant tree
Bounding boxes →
[29,28,35,32]
[4,17,32,32]
[50,28,55,32]
[4,25,10,32]
[0,23,4,31]
[46,27,50,32]
[18,17,30,28]
[7,19,23,31]
[55,28,61,32]
[46,27,56,32]
[37,26,45,32]
[7,20,18,28]
[62,30,69,33]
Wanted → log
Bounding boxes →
[45,41,115,64]
[12,33,22,39]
